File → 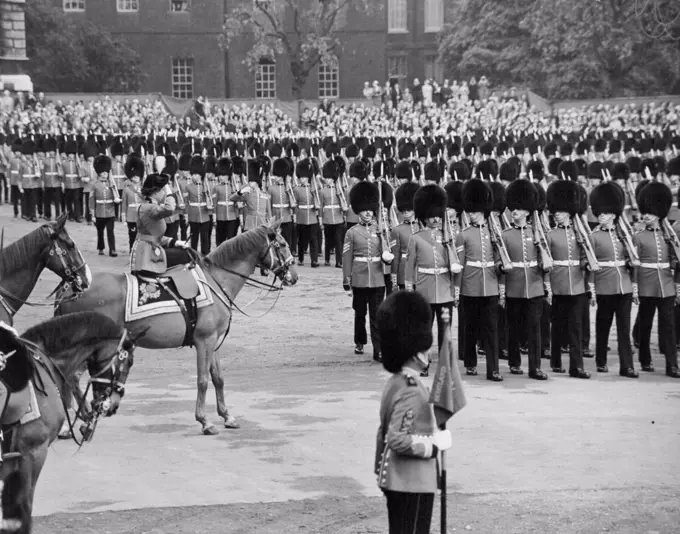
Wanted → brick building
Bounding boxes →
[55,0,446,100]
[0,0,27,75]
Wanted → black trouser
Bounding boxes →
[81,190,91,222]
[208,215,214,244]
[384,490,434,534]
[638,296,678,370]
[431,302,453,353]
[22,188,38,220]
[179,214,188,240]
[550,294,587,371]
[43,187,61,219]
[127,222,137,250]
[36,188,44,216]
[114,190,123,219]
[280,221,294,250]
[582,300,591,350]
[189,221,211,254]
[95,217,116,252]
[498,304,507,352]
[507,296,543,373]
[64,188,81,220]
[461,295,500,376]
[324,223,344,265]
[165,220,180,240]
[541,300,551,352]
[297,223,318,263]
[316,222,323,253]
[596,294,634,371]
[0,172,7,203]
[352,286,385,355]
[216,219,240,246]
[10,185,21,216]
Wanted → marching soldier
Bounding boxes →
[177,153,192,241]
[20,140,39,222]
[457,179,504,382]
[391,182,421,290]
[185,155,213,254]
[269,157,296,249]
[293,158,320,267]
[633,182,680,378]
[342,181,385,361]
[121,154,145,252]
[42,137,62,221]
[213,157,239,245]
[89,154,118,257]
[502,179,548,380]
[545,180,590,378]
[589,181,639,378]
[62,139,81,222]
[110,140,126,220]
[320,159,347,268]
[405,185,461,367]
[345,158,367,231]
[9,138,22,218]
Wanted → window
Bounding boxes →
[424,0,443,32]
[117,0,138,12]
[253,0,273,8]
[256,59,276,99]
[63,0,85,12]
[318,59,339,99]
[424,54,443,82]
[171,58,194,99]
[170,0,190,13]
[388,0,407,33]
[388,55,408,84]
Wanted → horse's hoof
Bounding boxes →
[202,425,219,436]
[224,416,240,429]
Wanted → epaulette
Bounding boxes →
[406,375,417,386]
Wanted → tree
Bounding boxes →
[25,0,144,93]
[220,0,379,100]
[439,0,680,99]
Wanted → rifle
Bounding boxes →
[489,212,513,272]
[661,218,680,267]
[532,210,553,271]
[573,214,600,271]
[377,183,394,271]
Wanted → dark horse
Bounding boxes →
[0,213,91,326]
[56,223,298,435]
[0,312,141,534]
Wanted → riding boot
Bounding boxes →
[0,382,20,463]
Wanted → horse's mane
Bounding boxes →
[0,225,49,276]
[205,226,270,266]
[21,311,124,355]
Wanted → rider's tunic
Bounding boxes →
[130,196,177,274]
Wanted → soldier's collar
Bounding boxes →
[557,223,572,229]
[511,222,528,229]
[470,222,486,228]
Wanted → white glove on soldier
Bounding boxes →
[433,429,452,451]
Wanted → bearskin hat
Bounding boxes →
[373,160,387,179]
[527,160,544,182]
[93,154,111,175]
[424,161,441,183]
[546,180,580,216]
[364,144,377,159]
[535,183,547,211]
[594,138,607,153]
[559,143,573,158]
[205,155,218,176]
[590,181,625,217]
[394,161,410,180]
[635,180,650,206]
[378,290,433,373]
[558,160,579,181]
[414,184,446,223]
[259,154,272,176]
[294,158,313,179]
[499,162,516,182]
[411,160,422,180]
[21,140,35,156]
[449,161,469,181]
[217,157,232,177]
[232,156,246,176]
[587,161,604,180]
[44,137,57,153]
[141,173,168,197]
[668,156,680,177]
[110,140,125,158]
[189,155,205,177]
[654,156,666,175]
[163,155,178,177]
[476,159,496,180]
[345,144,359,159]
[575,159,588,177]
[462,179,493,216]
[548,157,563,177]
[272,158,290,178]
[609,139,622,154]
[349,181,379,214]
[626,156,642,174]
[543,142,558,158]
[381,182,395,209]
[124,154,145,180]
[247,159,262,185]
[444,180,464,212]
[639,182,673,219]
[10,137,22,153]
[506,179,537,213]
[396,182,420,212]
[611,162,630,181]
[489,182,506,213]
[576,140,590,156]
[318,160,335,180]
[349,160,368,180]
[178,153,191,172]
[641,158,657,178]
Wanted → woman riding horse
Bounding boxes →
[130,170,190,277]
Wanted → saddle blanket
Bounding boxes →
[2,380,41,428]
[124,265,214,323]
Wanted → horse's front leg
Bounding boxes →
[209,344,239,430]
[195,340,218,436]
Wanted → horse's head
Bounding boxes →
[260,220,298,286]
[44,213,91,292]
[86,326,145,417]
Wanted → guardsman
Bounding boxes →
[110,140,126,220]
[42,137,62,221]
[320,159,347,268]
[589,181,638,378]
[232,159,271,231]
[545,180,590,378]
[121,154,145,252]
[342,181,385,361]
[405,185,461,365]
[456,179,504,382]
[80,142,97,225]
[62,138,81,222]
[633,182,680,378]
[269,157,295,248]
[89,154,118,257]
[177,153,192,241]
[20,139,39,222]
[293,158,320,267]
[9,138,22,218]
[375,290,451,534]
[391,182,421,290]
[185,155,212,254]
[489,180,509,360]
[345,158,367,230]
[213,157,239,245]
[502,179,548,380]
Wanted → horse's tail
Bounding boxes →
[1,466,31,534]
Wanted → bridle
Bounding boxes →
[262,232,295,284]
